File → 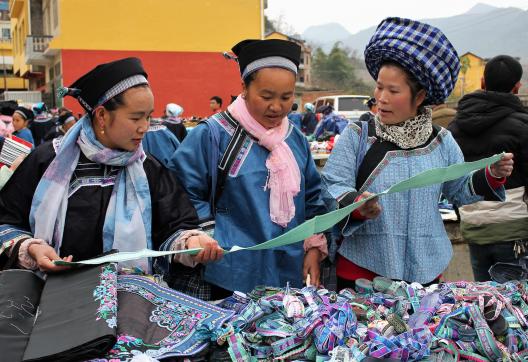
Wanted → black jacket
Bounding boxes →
[449,90,528,190]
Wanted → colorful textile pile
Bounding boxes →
[206,278,528,361]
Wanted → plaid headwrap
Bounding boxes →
[364,17,460,105]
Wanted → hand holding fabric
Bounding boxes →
[27,242,73,272]
[489,153,514,178]
[303,248,321,287]
[187,234,223,264]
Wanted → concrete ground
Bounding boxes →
[443,222,475,282]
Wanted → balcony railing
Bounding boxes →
[24,35,53,66]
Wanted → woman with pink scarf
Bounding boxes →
[174,39,328,300]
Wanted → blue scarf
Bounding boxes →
[29,115,152,271]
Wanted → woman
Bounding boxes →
[162,103,187,142]
[43,112,77,141]
[12,106,35,145]
[321,18,513,289]
[174,39,328,299]
[0,57,222,284]
[313,105,348,141]
[301,102,317,136]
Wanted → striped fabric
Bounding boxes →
[95,75,148,111]
[364,17,460,105]
[242,56,297,79]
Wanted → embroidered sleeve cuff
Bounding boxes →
[471,169,504,201]
[485,166,506,189]
[303,234,328,261]
[199,219,216,238]
[350,194,368,221]
[18,238,47,270]
[170,230,207,268]
[337,191,360,209]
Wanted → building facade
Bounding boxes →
[452,52,485,98]
[265,31,312,88]
[10,0,264,116]
[0,0,27,93]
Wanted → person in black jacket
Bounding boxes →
[161,103,187,142]
[301,102,317,135]
[358,97,377,123]
[449,55,528,281]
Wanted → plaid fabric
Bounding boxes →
[165,264,213,301]
[364,17,460,105]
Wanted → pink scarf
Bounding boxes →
[228,95,301,227]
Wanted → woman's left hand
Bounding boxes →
[490,153,514,178]
[303,248,321,287]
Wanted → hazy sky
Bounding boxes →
[265,0,528,34]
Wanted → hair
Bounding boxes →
[484,55,523,93]
[291,103,298,111]
[210,96,223,107]
[243,71,259,88]
[380,60,426,109]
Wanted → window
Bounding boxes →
[1,28,9,39]
[338,97,369,112]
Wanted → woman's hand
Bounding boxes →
[356,192,382,219]
[490,153,514,178]
[187,234,224,264]
[303,248,321,287]
[28,243,73,272]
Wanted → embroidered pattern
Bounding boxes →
[214,113,236,136]
[93,263,118,329]
[359,128,448,194]
[0,225,32,256]
[68,163,120,196]
[103,275,234,360]
[228,136,253,177]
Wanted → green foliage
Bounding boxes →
[312,43,371,94]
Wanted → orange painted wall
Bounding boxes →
[61,49,242,118]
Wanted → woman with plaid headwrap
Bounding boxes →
[322,18,514,289]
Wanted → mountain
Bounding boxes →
[302,4,528,60]
[465,3,497,14]
[301,22,351,51]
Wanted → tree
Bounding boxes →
[264,15,276,34]
[312,43,371,94]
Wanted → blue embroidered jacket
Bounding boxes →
[173,112,328,292]
[322,123,505,283]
